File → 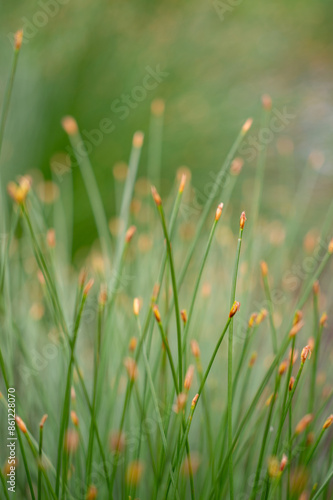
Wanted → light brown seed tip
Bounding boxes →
[261,94,272,111]
[184,365,195,391]
[16,416,27,434]
[242,118,253,134]
[153,304,161,323]
[39,414,48,428]
[151,186,162,206]
[215,202,224,221]
[179,174,186,193]
[249,352,257,368]
[125,225,136,243]
[289,376,295,392]
[99,285,107,306]
[133,298,140,316]
[128,337,137,352]
[230,157,244,176]
[151,98,165,116]
[86,485,98,500]
[15,30,23,50]
[301,345,312,364]
[248,312,257,328]
[329,239,333,254]
[295,414,313,435]
[61,116,78,136]
[256,309,268,325]
[323,414,333,430]
[46,228,56,248]
[289,320,305,338]
[71,410,79,427]
[190,340,200,358]
[83,278,94,296]
[260,261,268,277]
[240,211,247,229]
[278,360,288,376]
[313,280,320,295]
[229,301,240,318]
[180,309,187,325]
[320,312,328,327]
[280,454,288,472]
[173,393,187,414]
[191,393,199,409]
[124,357,138,381]
[133,131,144,148]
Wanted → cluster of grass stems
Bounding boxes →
[1,31,333,500]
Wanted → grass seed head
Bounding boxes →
[242,118,253,134]
[128,337,137,352]
[301,345,312,364]
[320,312,328,326]
[46,228,56,248]
[15,29,23,50]
[229,300,240,318]
[70,410,79,427]
[15,416,27,434]
[110,431,126,453]
[86,485,98,500]
[295,414,314,435]
[179,173,186,193]
[260,261,268,277]
[184,365,195,391]
[61,116,78,135]
[248,312,257,328]
[230,157,244,175]
[328,238,333,254]
[313,280,320,295]
[261,94,272,110]
[99,284,107,306]
[39,414,48,428]
[240,211,247,229]
[132,131,144,148]
[289,320,305,338]
[191,393,199,409]
[280,454,288,471]
[83,278,94,296]
[64,429,79,453]
[173,392,187,413]
[190,340,201,358]
[151,98,165,116]
[289,376,295,391]
[151,186,162,206]
[78,268,87,288]
[153,304,161,323]
[249,351,258,368]
[215,202,224,221]
[133,298,140,316]
[256,308,267,325]
[323,414,333,429]
[180,309,187,325]
[125,225,136,243]
[126,461,144,486]
[124,357,138,381]
[278,360,288,376]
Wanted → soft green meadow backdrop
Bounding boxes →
[1,0,333,254]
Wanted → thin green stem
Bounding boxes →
[228,223,244,499]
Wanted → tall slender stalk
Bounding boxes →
[227,212,246,499]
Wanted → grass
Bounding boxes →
[1,33,333,500]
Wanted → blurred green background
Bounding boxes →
[1,0,333,253]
